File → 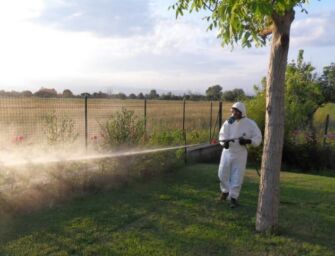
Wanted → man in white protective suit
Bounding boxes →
[218,102,262,208]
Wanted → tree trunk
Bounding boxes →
[256,10,295,233]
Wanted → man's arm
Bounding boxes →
[249,120,262,147]
[219,121,230,147]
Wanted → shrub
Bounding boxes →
[100,108,145,148]
[246,85,265,133]
[42,111,79,145]
[148,129,184,146]
[282,142,335,171]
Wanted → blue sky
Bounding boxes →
[0,0,334,95]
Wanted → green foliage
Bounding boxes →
[313,103,335,150]
[246,78,266,132]
[319,62,335,102]
[147,89,159,99]
[205,84,222,100]
[187,129,209,144]
[248,51,324,138]
[222,88,246,102]
[313,103,335,132]
[148,129,209,146]
[171,0,308,47]
[42,111,79,145]
[245,82,266,169]
[285,50,324,137]
[246,51,334,170]
[62,89,73,98]
[34,87,58,98]
[148,129,184,145]
[283,141,335,170]
[100,108,145,148]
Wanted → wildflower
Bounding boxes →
[211,139,218,144]
[12,135,25,144]
[90,135,98,143]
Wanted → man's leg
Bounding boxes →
[218,151,231,201]
[229,152,247,207]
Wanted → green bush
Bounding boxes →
[148,129,184,146]
[42,111,79,145]
[246,86,265,132]
[283,142,335,171]
[148,129,209,146]
[187,129,209,144]
[100,107,145,148]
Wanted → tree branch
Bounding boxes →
[202,0,220,12]
[202,1,215,12]
[259,26,273,38]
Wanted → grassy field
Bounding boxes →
[0,164,334,256]
[0,98,230,146]
[314,103,335,134]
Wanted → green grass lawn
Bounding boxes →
[0,164,334,256]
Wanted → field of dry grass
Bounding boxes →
[0,97,232,146]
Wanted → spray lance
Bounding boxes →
[219,137,244,143]
[219,137,243,151]
[219,133,247,146]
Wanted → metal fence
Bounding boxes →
[322,114,335,145]
[0,97,230,149]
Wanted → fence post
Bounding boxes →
[323,114,330,146]
[183,98,187,164]
[144,98,147,141]
[85,95,88,150]
[218,101,223,130]
[209,101,213,143]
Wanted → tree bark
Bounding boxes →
[256,10,295,233]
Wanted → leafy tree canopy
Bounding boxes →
[62,89,74,98]
[285,49,323,132]
[171,0,308,47]
[319,63,335,102]
[206,84,222,100]
[147,89,159,99]
[222,88,246,101]
[247,50,324,138]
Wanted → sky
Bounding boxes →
[0,0,334,95]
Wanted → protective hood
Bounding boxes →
[232,102,247,117]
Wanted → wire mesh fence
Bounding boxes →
[0,97,85,147]
[0,96,231,150]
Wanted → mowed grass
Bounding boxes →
[0,164,334,256]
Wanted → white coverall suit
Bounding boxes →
[218,102,262,200]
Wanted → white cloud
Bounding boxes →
[0,0,275,95]
[291,11,335,47]
[34,0,156,37]
[0,0,44,23]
